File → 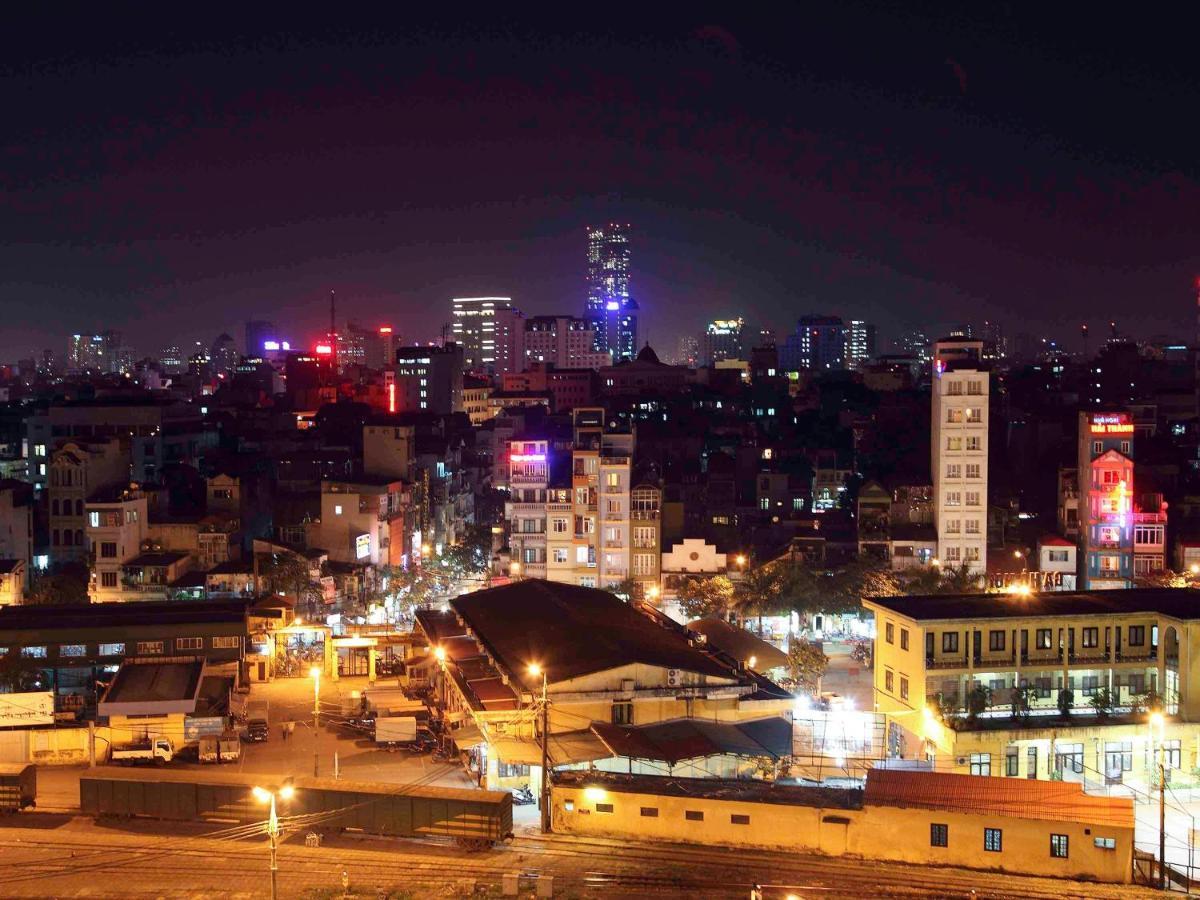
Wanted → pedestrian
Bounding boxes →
[288,721,296,738]
[281,722,288,741]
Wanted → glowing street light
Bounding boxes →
[252,783,296,900]
[646,584,660,602]
[510,561,522,579]
[734,554,747,568]
[434,645,446,663]
[527,663,551,834]
[1190,564,1199,576]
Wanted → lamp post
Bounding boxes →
[310,666,321,777]
[1150,711,1166,888]
[510,561,522,581]
[528,663,550,833]
[253,783,295,900]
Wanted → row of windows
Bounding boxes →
[568,799,751,826]
[941,518,981,535]
[945,408,983,423]
[934,624,1147,654]
[941,546,981,562]
[943,379,985,396]
[943,464,983,479]
[4,636,241,659]
[944,436,982,451]
[943,491,982,506]
[883,668,910,701]
[931,824,1074,858]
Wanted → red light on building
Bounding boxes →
[314,343,333,355]
[379,326,393,334]
[387,382,396,414]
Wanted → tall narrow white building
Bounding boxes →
[931,338,989,575]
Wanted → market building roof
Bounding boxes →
[591,716,793,764]
[451,580,740,690]
[864,769,1134,828]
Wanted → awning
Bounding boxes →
[489,730,612,767]
[448,722,484,746]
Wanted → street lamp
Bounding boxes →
[1150,710,1166,888]
[510,561,522,580]
[734,554,747,569]
[1191,563,1200,576]
[646,584,660,602]
[252,783,295,900]
[528,662,551,834]
[310,666,321,777]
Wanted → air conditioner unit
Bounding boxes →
[667,669,680,687]
[955,756,968,766]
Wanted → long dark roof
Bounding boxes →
[866,587,1200,622]
[451,580,740,688]
[0,598,252,632]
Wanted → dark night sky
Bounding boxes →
[2,6,1198,361]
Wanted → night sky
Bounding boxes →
[2,7,1198,361]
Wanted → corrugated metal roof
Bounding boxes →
[864,769,1134,828]
[591,716,792,764]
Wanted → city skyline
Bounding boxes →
[2,13,1197,361]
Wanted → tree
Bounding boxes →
[900,562,986,596]
[1089,687,1115,720]
[965,683,992,723]
[1011,684,1033,723]
[259,551,324,612]
[608,577,643,603]
[26,562,89,605]
[787,640,829,694]
[1057,687,1075,719]
[732,563,787,628]
[675,576,735,621]
[0,655,43,692]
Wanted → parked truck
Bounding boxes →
[110,737,174,765]
[244,700,270,742]
[0,763,36,812]
[373,716,418,746]
[199,734,242,764]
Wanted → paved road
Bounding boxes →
[0,813,1158,899]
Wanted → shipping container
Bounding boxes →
[0,763,36,812]
[79,768,512,846]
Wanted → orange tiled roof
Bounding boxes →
[864,769,1134,829]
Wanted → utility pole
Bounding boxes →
[1159,752,1167,890]
[540,671,551,833]
[267,794,280,900]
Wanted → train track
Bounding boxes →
[0,823,1155,899]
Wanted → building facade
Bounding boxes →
[451,298,523,375]
[1077,411,1135,589]
[931,340,989,575]
[523,316,610,371]
[585,224,638,361]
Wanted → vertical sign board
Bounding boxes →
[0,691,55,726]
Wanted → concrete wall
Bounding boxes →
[552,784,1133,884]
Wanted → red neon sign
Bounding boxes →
[387,382,396,414]
[379,326,393,334]
[314,343,333,355]
[1091,423,1134,434]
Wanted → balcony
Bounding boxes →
[631,509,660,521]
[926,656,968,670]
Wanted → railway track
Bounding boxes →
[0,823,1155,899]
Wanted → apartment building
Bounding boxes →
[630,481,663,596]
[0,479,33,602]
[864,589,1198,785]
[306,477,409,567]
[85,486,148,602]
[505,438,550,579]
[48,439,129,563]
[931,339,989,574]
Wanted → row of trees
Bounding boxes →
[673,558,986,624]
[941,684,1167,728]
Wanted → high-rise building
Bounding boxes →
[211,333,240,378]
[522,316,610,370]
[846,320,877,369]
[980,320,1006,362]
[67,333,108,374]
[674,335,699,367]
[244,320,276,355]
[585,224,638,361]
[337,321,368,370]
[930,338,989,576]
[451,297,523,374]
[893,330,931,365]
[364,326,400,370]
[393,344,464,415]
[701,318,745,366]
[780,315,845,371]
[158,346,185,374]
[1077,411,1135,589]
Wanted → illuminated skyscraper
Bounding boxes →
[585,224,638,361]
[846,320,876,369]
[701,318,745,366]
[451,298,523,375]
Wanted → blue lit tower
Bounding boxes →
[585,223,638,361]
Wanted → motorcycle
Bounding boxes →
[511,784,535,805]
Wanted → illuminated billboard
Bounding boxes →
[355,534,371,560]
[1090,413,1133,435]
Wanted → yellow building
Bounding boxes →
[863,588,1200,785]
[416,580,792,792]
